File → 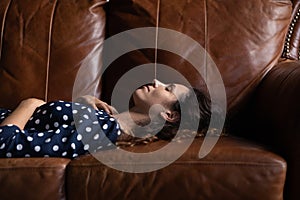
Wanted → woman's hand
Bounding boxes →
[75,95,118,115]
[0,98,46,130]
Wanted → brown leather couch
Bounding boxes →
[0,0,299,199]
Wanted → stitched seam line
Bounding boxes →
[45,0,58,102]
[0,0,12,62]
[69,162,285,168]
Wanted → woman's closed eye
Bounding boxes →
[165,84,175,92]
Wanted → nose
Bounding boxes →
[153,79,166,88]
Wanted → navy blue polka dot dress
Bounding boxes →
[0,101,121,158]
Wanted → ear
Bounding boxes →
[160,110,180,123]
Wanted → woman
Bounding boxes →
[0,80,211,158]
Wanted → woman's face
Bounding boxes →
[132,80,189,113]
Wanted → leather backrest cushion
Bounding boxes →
[0,0,106,109]
[104,0,292,114]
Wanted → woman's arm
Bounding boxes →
[0,98,46,130]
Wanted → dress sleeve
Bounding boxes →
[0,102,121,158]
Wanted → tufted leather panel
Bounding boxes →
[103,0,292,116]
[67,136,286,200]
[0,157,70,200]
[0,0,107,110]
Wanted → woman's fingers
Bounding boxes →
[76,95,116,115]
[95,102,112,114]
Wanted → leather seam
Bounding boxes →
[0,0,12,62]
[45,0,58,102]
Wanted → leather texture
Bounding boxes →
[237,60,300,200]
[67,137,286,200]
[282,0,300,60]
[103,0,292,116]
[0,157,70,200]
[0,0,298,200]
[0,0,106,110]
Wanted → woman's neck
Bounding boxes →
[113,108,151,136]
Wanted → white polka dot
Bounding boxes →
[45,138,51,143]
[36,109,41,113]
[56,106,62,111]
[65,103,71,107]
[71,143,76,150]
[45,124,50,130]
[92,121,98,125]
[25,154,30,157]
[38,132,44,137]
[103,124,108,130]
[81,106,86,109]
[0,129,2,133]
[72,153,78,158]
[97,146,103,150]
[109,118,115,121]
[79,120,83,124]
[93,134,99,140]
[44,155,49,158]
[74,103,80,106]
[34,146,41,152]
[29,117,33,121]
[71,121,75,126]
[16,144,23,151]
[59,100,64,103]
[7,124,13,127]
[62,137,67,143]
[83,114,89,119]
[12,136,16,140]
[85,127,92,132]
[49,102,54,106]
[27,136,33,142]
[52,145,59,151]
[62,152,67,156]
[84,144,89,150]
[55,129,61,134]
[35,119,40,124]
[117,130,121,135]
[77,134,82,141]
[0,143,5,149]
[6,152,12,157]
[62,124,68,128]
[63,115,68,121]
[107,143,112,147]
[42,110,47,115]
[15,129,20,133]
[87,108,92,113]
[54,122,59,127]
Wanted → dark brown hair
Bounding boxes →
[116,87,212,146]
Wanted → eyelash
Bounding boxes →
[165,85,173,92]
